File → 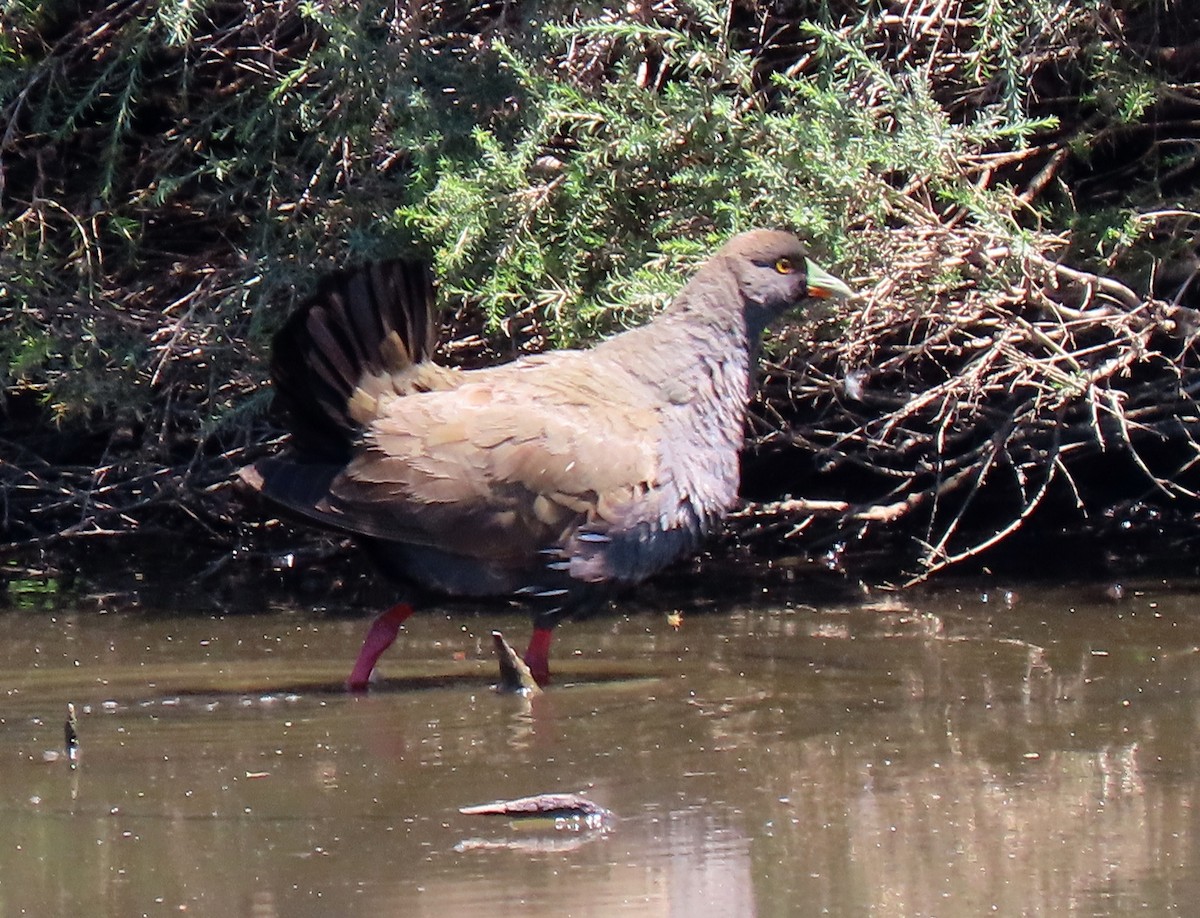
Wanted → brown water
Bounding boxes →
[2,579,1199,917]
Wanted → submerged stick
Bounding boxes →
[491,630,542,695]
[64,702,79,767]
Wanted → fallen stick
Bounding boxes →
[492,630,542,695]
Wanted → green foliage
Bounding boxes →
[399,5,1064,341]
[0,0,1189,435]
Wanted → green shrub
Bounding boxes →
[0,1,1180,434]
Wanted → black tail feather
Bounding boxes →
[270,260,438,460]
[239,458,344,531]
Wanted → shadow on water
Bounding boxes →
[163,670,654,698]
[4,576,1200,916]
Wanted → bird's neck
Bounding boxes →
[660,277,759,392]
[608,284,758,445]
[589,280,758,523]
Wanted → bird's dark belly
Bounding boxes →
[360,538,534,597]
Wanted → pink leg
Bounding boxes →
[523,626,554,687]
[346,602,414,691]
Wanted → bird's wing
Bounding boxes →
[320,356,670,573]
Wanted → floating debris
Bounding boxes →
[41,703,81,766]
[65,703,79,767]
[460,792,612,831]
[491,631,542,695]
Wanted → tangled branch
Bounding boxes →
[734,213,1200,582]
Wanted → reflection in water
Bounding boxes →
[3,583,1200,915]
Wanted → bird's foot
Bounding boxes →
[346,602,414,691]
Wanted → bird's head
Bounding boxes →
[715,229,852,337]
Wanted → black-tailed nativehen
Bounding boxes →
[239,230,851,689]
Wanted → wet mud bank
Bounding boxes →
[5,501,1200,619]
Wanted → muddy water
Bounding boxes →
[2,580,1200,917]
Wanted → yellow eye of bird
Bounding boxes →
[774,257,795,274]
